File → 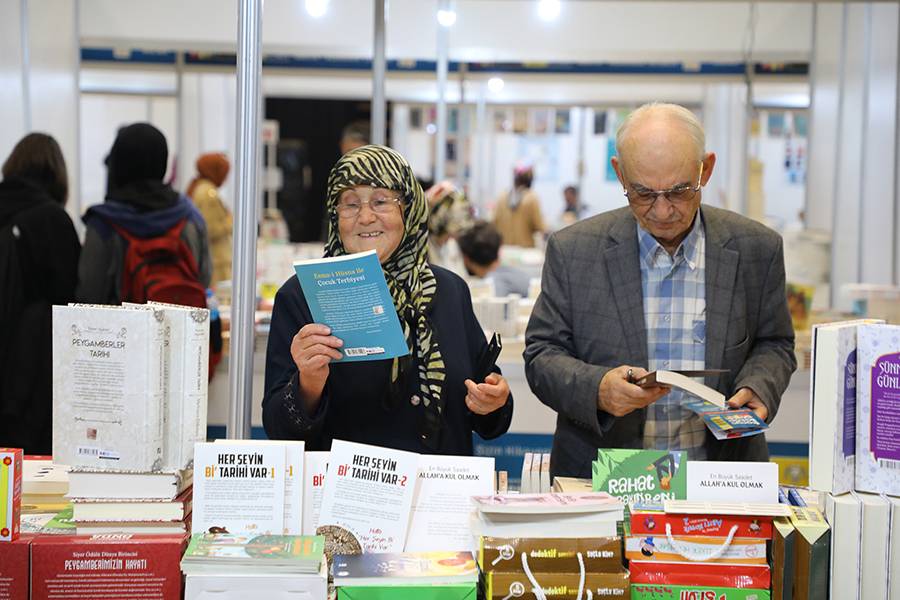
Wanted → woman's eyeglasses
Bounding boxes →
[336,191,403,218]
[624,162,704,207]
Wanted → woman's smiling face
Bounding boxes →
[336,185,405,263]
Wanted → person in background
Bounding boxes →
[457,221,531,298]
[425,180,473,271]
[0,133,81,453]
[186,152,233,286]
[339,120,371,155]
[524,102,796,478]
[492,164,546,248]
[263,145,512,454]
[559,184,583,229]
[77,123,211,304]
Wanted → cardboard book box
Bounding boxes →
[770,517,795,600]
[787,506,829,600]
[31,533,187,600]
[479,536,622,573]
[0,449,23,542]
[630,508,773,539]
[631,584,770,600]
[0,535,32,600]
[488,570,630,599]
[629,561,771,589]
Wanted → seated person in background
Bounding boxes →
[456,221,531,298]
[558,184,583,229]
[0,133,81,454]
[263,145,513,454]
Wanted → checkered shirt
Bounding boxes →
[638,214,708,459]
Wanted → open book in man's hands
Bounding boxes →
[633,369,729,408]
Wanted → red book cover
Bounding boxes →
[0,449,23,542]
[630,508,773,539]
[0,535,32,600]
[629,560,771,589]
[31,533,187,600]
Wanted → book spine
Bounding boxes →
[148,311,167,472]
[162,314,182,472]
[184,309,210,469]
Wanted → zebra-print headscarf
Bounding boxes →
[324,145,446,430]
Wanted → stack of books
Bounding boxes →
[471,492,629,598]
[69,469,193,534]
[51,303,209,536]
[332,551,478,599]
[627,500,789,600]
[806,320,900,600]
[519,452,551,493]
[20,456,70,534]
[181,533,327,599]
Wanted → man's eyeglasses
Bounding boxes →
[624,162,704,207]
[335,191,403,219]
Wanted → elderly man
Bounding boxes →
[524,103,796,478]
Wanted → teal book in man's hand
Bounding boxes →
[293,250,410,362]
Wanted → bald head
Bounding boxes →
[609,102,715,255]
[615,103,705,165]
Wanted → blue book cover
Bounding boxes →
[293,250,409,362]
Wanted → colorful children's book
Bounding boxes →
[293,250,408,362]
[630,506,773,538]
[631,583,770,600]
[332,551,478,586]
[629,560,771,589]
[592,449,687,504]
[181,533,324,574]
[625,534,768,565]
[684,401,768,439]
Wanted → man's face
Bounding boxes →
[612,121,715,249]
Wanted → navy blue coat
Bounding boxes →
[263,265,513,454]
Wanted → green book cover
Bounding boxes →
[632,583,771,600]
[42,505,75,533]
[338,585,476,600]
[183,533,325,566]
[592,449,687,504]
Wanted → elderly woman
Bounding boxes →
[263,145,513,453]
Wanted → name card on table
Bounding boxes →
[686,461,779,504]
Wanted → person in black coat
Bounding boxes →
[0,133,81,454]
[263,145,513,454]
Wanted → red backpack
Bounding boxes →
[110,219,207,308]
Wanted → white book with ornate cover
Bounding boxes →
[52,305,165,471]
[148,302,210,470]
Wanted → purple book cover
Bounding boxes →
[856,324,900,495]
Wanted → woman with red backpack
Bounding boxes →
[76,123,211,306]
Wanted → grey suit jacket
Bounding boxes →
[523,206,797,479]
